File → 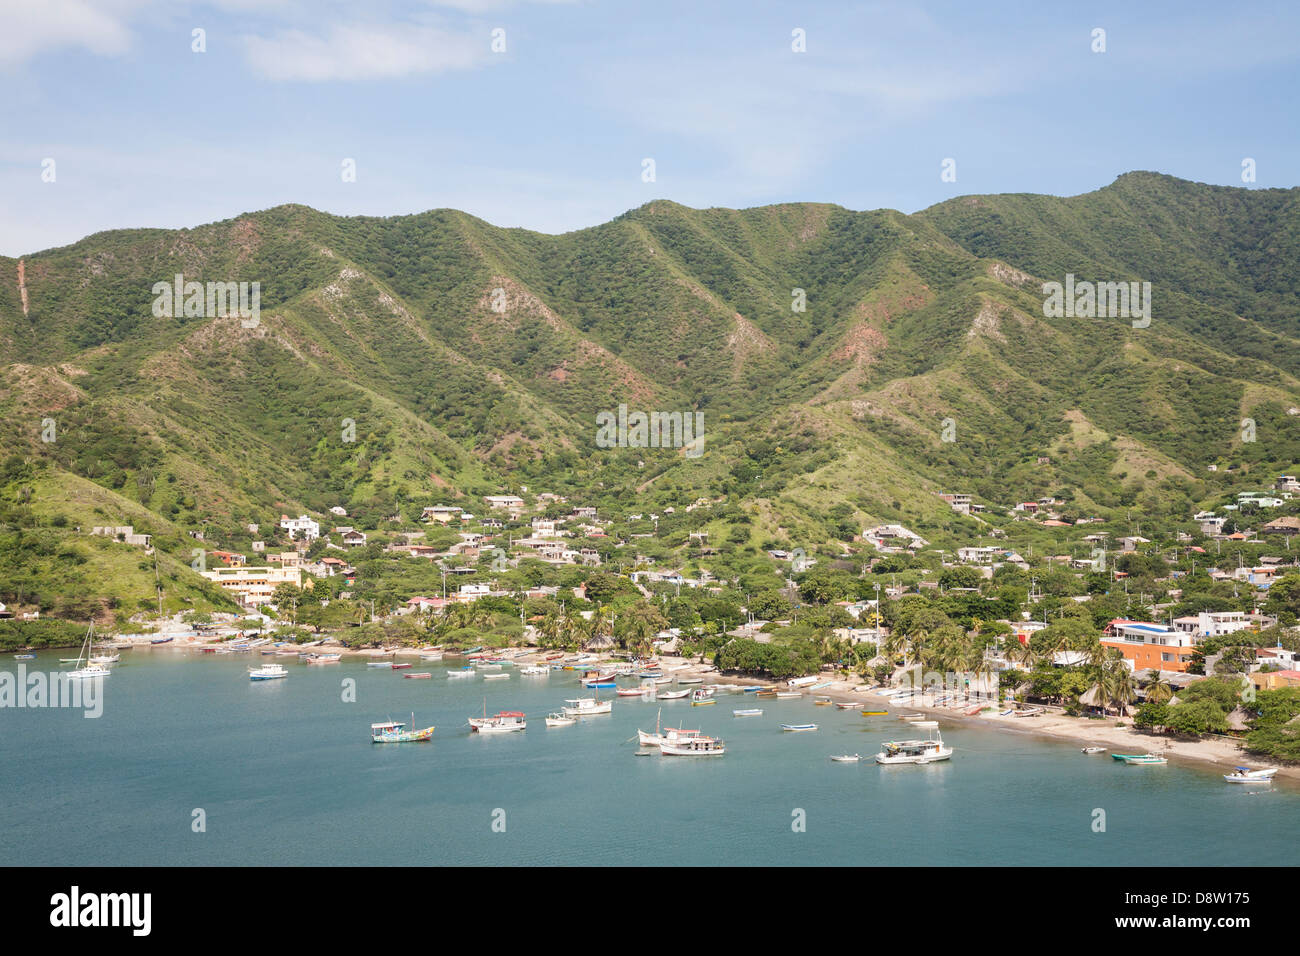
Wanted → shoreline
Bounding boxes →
[23,636,1294,783]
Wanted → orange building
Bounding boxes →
[1101,619,1198,672]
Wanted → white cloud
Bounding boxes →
[242,22,489,81]
[0,0,140,67]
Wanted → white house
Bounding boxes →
[279,514,320,541]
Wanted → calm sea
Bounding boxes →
[2,650,1293,866]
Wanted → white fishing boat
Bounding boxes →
[420,652,444,662]
[733,709,763,717]
[367,661,394,668]
[1081,746,1107,754]
[676,677,704,685]
[468,709,527,733]
[875,721,953,765]
[305,653,342,664]
[1223,767,1277,783]
[617,685,652,696]
[781,723,818,732]
[89,653,120,664]
[657,689,690,700]
[659,735,725,756]
[563,697,613,717]
[483,673,511,681]
[830,754,861,762]
[775,691,802,700]
[638,712,703,748]
[248,662,288,681]
[519,665,550,675]
[447,666,476,678]
[545,712,576,727]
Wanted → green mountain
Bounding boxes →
[2,172,1298,619]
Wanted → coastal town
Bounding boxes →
[26,470,1298,776]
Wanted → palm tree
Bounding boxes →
[1143,670,1173,705]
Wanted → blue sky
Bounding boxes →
[2,0,1297,256]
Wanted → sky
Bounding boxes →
[2,0,1297,256]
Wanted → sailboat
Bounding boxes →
[66,625,112,681]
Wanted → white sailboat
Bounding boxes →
[66,625,112,681]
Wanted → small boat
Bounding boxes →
[677,677,704,685]
[562,698,612,717]
[740,686,763,693]
[899,713,926,720]
[860,710,888,716]
[420,653,444,662]
[830,754,861,762]
[469,710,527,733]
[150,637,174,645]
[305,653,341,664]
[875,722,952,765]
[998,709,1014,716]
[659,736,725,756]
[447,667,476,678]
[1111,753,1167,765]
[638,712,702,748]
[403,672,433,679]
[1012,707,1043,717]
[692,698,716,707]
[545,713,576,727]
[248,663,288,681]
[483,672,510,681]
[755,690,777,698]
[1081,746,1107,754]
[367,661,394,668]
[582,681,619,689]
[1223,767,1277,783]
[476,662,503,671]
[814,698,832,706]
[519,665,550,675]
[371,719,435,743]
[617,686,651,696]
[775,692,802,700]
[13,653,35,660]
[835,702,858,710]
[964,705,983,716]
[89,653,120,664]
[391,662,412,670]
[657,690,690,700]
[781,723,818,732]
[733,709,763,717]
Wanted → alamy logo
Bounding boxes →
[49,886,151,936]
[1042,274,1150,328]
[595,404,704,458]
[152,274,260,327]
[0,666,102,718]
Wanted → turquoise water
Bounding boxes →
[2,650,1294,866]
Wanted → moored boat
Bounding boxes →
[403,672,432,679]
[861,710,888,716]
[562,697,612,717]
[781,723,818,732]
[371,719,435,743]
[248,663,288,681]
[1111,753,1167,765]
[469,710,527,733]
[875,721,952,765]
[830,754,861,762]
[545,712,576,727]
[733,709,763,717]
[1223,767,1277,783]
[13,653,36,660]
[1081,746,1107,754]
[659,736,725,756]
[657,689,690,700]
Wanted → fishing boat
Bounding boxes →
[814,697,832,706]
[468,708,527,733]
[403,672,433,679]
[781,723,818,732]
[659,736,725,757]
[391,662,412,670]
[371,719,435,743]
[657,689,690,700]
[248,662,288,681]
[420,652,444,663]
[676,677,704,685]
[1111,753,1167,765]
[835,702,858,710]
[1012,707,1043,717]
[1081,746,1107,754]
[875,721,952,765]
[447,666,476,678]
[13,653,35,660]
[830,754,861,762]
[755,689,777,699]
[617,685,652,696]
[562,697,613,717]
[775,692,802,700]
[483,673,510,681]
[149,637,174,645]
[305,653,342,664]
[545,713,576,727]
[691,697,716,707]
[519,665,550,675]
[367,661,394,668]
[733,709,763,717]
[740,686,763,693]
[475,662,503,671]
[899,712,926,720]
[860,710,888,716]
[89,653,120,664]
[1223,767,1277,783]
[638,710,702,747]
